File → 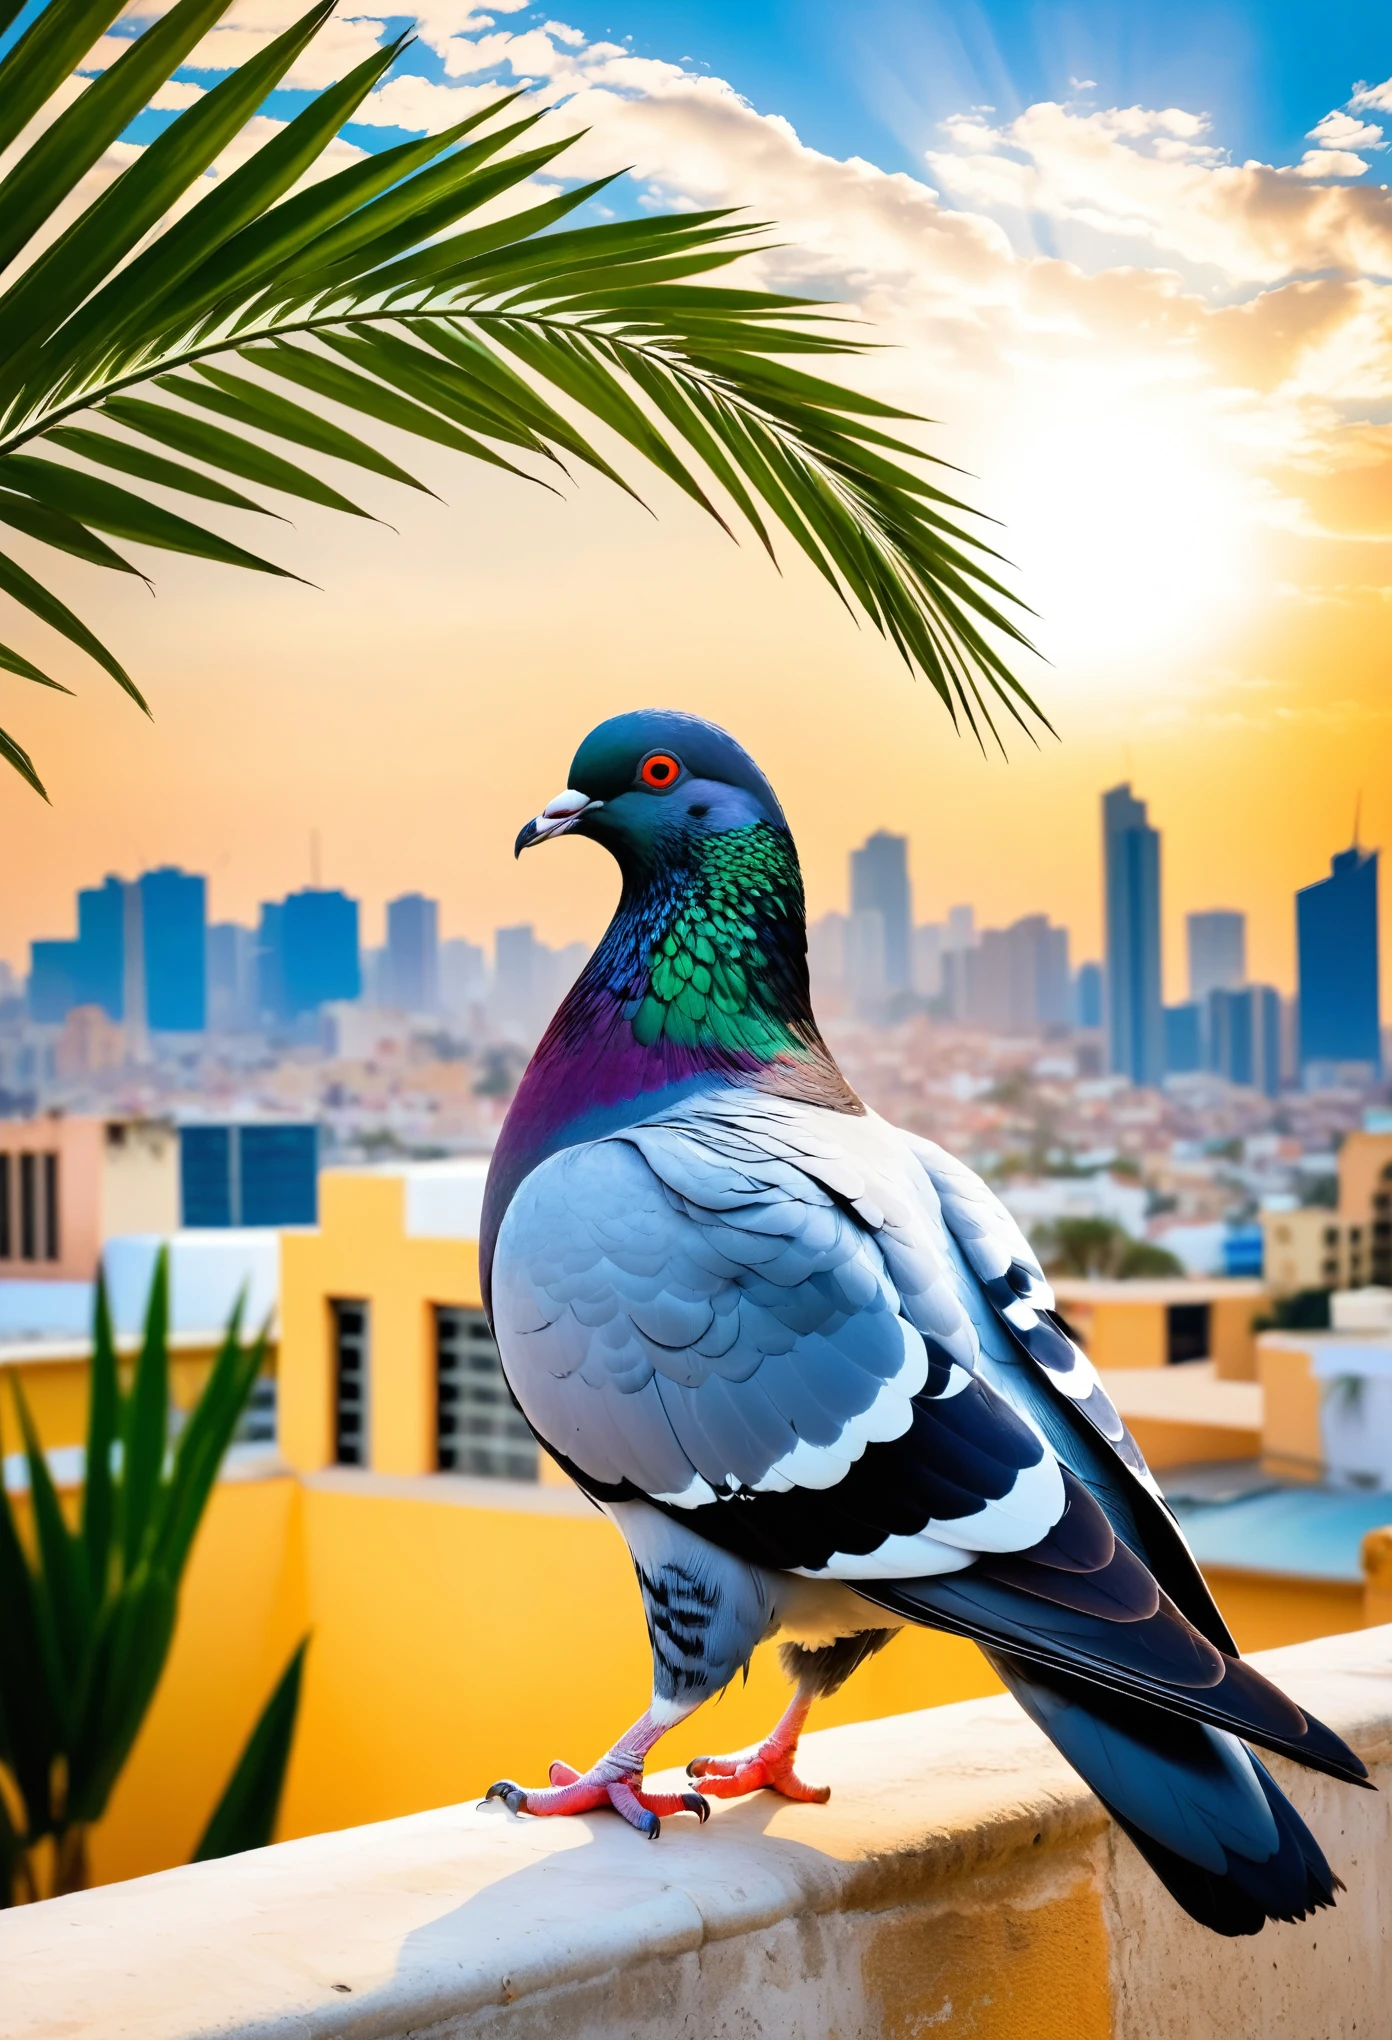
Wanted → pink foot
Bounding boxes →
[686,1745,830,1804]
[484,1758,710,1838]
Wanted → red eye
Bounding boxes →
[640,752,681,789]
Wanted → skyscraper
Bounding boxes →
[76,877,126,1017]
[967,915,1071,1033]
[206,923,257,1033]
[1297,844,1381,1076]
[1206,985,1282,1096]
[1187,910,1246,1004]
[386,893,439,1013]
[849,832,911,992]
[139,867,206,1031]
[280,890,360,1018]
[1102,784,1163,1086]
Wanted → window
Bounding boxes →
[236,1373,278,1447]
[42,1152,59,1261]
[1166,1302,1210,1365]
[331,1301,369,1467]
[0,1153,9,1260]
[1323,1226,1339,1247]
[435,1307,537,1480]
[19,1153,37,1260]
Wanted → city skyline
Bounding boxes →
[2,7,1392,1015]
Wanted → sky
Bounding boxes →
[1,0,1390,1003]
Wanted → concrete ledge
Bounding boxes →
[5,1628,1391,2040]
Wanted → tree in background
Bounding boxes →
[1034,1217,1185,1281]
[0,1256,305,1902]
[0,0,1044,798]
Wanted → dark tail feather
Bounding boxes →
[991,1652,1342,1937]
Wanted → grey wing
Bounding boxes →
[903,1133,1162,1494]
[490,1094,1069,1580]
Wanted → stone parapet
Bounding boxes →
[4,1627,1391,2040]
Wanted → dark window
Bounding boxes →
[1323,1226,1339,1247]
[435,1306,537,1480]
[0,1153,9,1260]
[1166,1302,1210,1365]
[236,1373,278,1446]
[42,1152,59,1261]
[19,1153,36,1261]
[239,1125,317,1226]
[180,1126,233,1227]
[331,1301,368,1466]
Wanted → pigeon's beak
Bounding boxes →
[514,788,604,858]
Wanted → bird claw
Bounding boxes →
[687,1747,830,1804]
[481,1762,709,1837]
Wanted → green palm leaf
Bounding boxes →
[0,0,1044,789]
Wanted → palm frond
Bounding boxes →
[0,0,1045,790]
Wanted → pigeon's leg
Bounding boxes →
[486,1500,776,1839]
[688,1628,899,1805]
[484,1702,711,1839]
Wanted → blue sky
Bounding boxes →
[547,0,1391,175]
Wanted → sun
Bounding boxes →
[988,362,1260,688]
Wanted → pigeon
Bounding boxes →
[480,709,1366,1936]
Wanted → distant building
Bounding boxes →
[968,915,1070,1033]
[55,1006,125,1080]
[1206,984,1281,1096]
[912,923,944,999]
[493,924,543,1029]
[807,912,849,1004]
[439,938,488,1015]
[28,869,204,1035]
[386,893,439,1014]
[76,876,126,1018]
[259,890,361,1022]
[1074,961,1103,1030]
[1187,910,1246,1004]
[1297,844,1381,1079]
[0,1115,177,1280]
[849,833,911,993]
[179,1122,318,1227]
[1163,1002,1202,1074]
[206,923,257,1033]
[1102,783,1163,1086]
[139,867,206,1032]
[847,909,887,1015]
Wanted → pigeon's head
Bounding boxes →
[514,710,789,873]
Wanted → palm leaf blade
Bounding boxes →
[193,1637,308,1861]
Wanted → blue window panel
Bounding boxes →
[181,1126,232,1227]
[239,1124,317,1226]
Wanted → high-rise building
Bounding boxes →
[439,938,488,1015]
[76,877,126,1017]
[28,869,202,1036]
[1163,1003,1203,1074]
[1297,844,1381,1077]
[849,833,911,993]
[27,941,79,1023]
[1102,783,1163,1086]
[1074,961,1103,1030]
[386,894,439,1013]
[912,924,944,1000]
[967,915,1070,1033]
[281,890,360,1018]
[846,909,887,1014]
[1207,985,1282,1096]
[206,923,257,1033]
[1187,910,1245,1004]
[139,867,206,1032]
[493,924,542,1029]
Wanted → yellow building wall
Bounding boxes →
[1081,1301,1166,1371]
[1125,1415,1263,1470]
[1259,1340,1324,1480]
[280,1172,483,1477]
[1211,1296,1262,1379]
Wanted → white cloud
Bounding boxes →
[1350,76,1392,115]
[1307,109,1383,151]
[1289,148,1371,181]
[148,78,205,109]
